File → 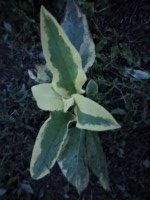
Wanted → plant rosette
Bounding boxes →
[30,2,120,193]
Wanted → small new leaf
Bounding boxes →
[28,65,51,83]
[73,94,121,131]
[30,111,74,179]
[31,83,63,111]
[86,79,98,98]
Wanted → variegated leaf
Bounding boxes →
[40,6,87,98]
[58,128,89,193]
[30,111,74,179]
[86,132,110,190]
[31,83,63,111]
[61,0,95,72]
[73,94,121,131]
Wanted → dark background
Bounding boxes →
[0,0,150,199]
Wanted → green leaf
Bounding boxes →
[30,111,74,179]
[31,83,64,111]
[73,94,121,131]
[96,53,108,63]
[61,0,95,72]
[121,47,133,66]
[86,79,98,98]
[95,39,107,53]
[40,6,87,98]
[132,53,141,67]
[86,132,110,190]
[58,128,89,193]
[111,45,119,61]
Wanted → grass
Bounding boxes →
[0,0,149,199]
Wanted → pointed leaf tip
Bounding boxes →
[30,112,74,179]
[86,79,98,98]
[40,5,87,98]
[58,128,89,193]
[86,132,110,190]
[61,0,95,71]
[73,94,121,131]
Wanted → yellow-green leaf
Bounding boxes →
[31,83,63,111]
[30,111,74,179]
[63,97,74,112]
[73,94,121,131]
[40,6,87,98]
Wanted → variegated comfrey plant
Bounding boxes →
[30,2,120,194]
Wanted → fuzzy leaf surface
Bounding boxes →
[86,132,110,190]
[28,65,51,83]
[58,128,89,193]
[40,6,87,98]
[61,0,95,72]
[73,94,121,131]
[31,83,63,111]
[30,111,74,179]
[63,97,74,112]
[86,79,98,98]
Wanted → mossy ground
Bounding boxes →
[0,0,149,199]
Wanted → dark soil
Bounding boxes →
[0,0,149,199]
